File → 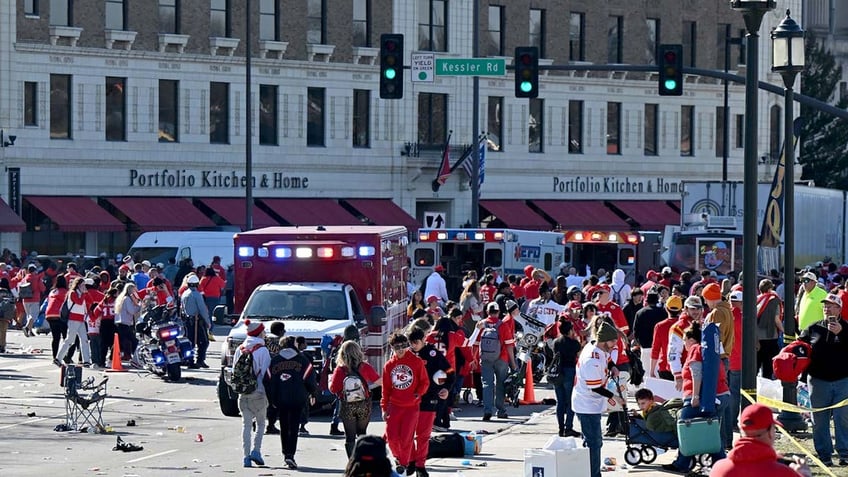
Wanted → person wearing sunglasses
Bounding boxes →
[798,271,827,332]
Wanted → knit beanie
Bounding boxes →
[596,322,618,343]
[245,319,265,337]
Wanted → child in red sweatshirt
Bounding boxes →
[381,331,429,475]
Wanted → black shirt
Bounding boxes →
[553,335,581,369]
[632,305,669,348]
[800,319,848,382]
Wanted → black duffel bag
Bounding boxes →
[427,432,465,458]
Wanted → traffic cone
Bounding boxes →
[519,361,539,405]
[106,333,126,373]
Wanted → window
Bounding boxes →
[418,0,447,52]
[569,12,585,62]
[158,79,178,143]
[608,16,622,64]
[529,9,545,57]
[307,87,325,147]
[644,104,658,155]
[259,0,278,41]
[210,0,230,37]
[681,105,694,156]
[159,0,178,34]
[105,0,125,30]
[258,84,278,146]
[716,106,726,158]
[352,0,370,47]
[50,74,71,139]
[487,96,503,151]
[716,23,729,69]
[769,104,781,161]
[417,93,447,146]
[486,5,504,57]
[24,82,37,127]
[50,0,71,26]
[735,114,744,148]
[529,98,544,153]
[607,102,621,155]
[568,100,583,153]
[307,0,326,44]
[106,77,126,141]
[209,82,229,144]
[25,0,38,15]
[646,18,659,65]
[352,89,370,148]
[683,21,696,67]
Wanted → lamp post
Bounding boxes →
[771,9,806,432]
[730,0,775,405]
[245,0,253,231]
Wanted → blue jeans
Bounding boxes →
[577,413,602,477]
[728,370,741,446]
[672,396,728,470]
[553,368,576,431]
[809,376,848,462]
[481,359,508,415]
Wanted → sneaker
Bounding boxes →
[243,456,252,468]
[395,463,406,475]
[432,425,448,433]
[603,430,618,438]
[53,358,63,367]
[405,463,416,476]
[661,463,685,473]
[329,424,344,436]
[416,467,430,477]
[299,426,309,436]
[497,411,509,419]
[198,362,210,369]
[249,450,265,466]
[285,457,298,469]
[564,429,581,438]
[265,425,280,435]
[482,413,492,422]
[839,459,848,466]
[82,362,92,368]
[450,411,458,419]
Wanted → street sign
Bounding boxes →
[435,58,506,76]
[411,53,434,82]
[424,211,446,229]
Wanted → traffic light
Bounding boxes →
[379,33,404,99]
[514,47,539,98]
[658,44,683,96]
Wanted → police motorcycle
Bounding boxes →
[503,312,548,406]
[135,302,193,381]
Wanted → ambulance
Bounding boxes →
[410,228,566,296]
[562,229,640,283]
[216,225,408,416]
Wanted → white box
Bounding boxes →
[524,448,557,477]
[524,446,590,477]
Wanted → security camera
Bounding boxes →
[8,135,16,145]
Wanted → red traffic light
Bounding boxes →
[384,39,398,52]
[663,51,677,63]
[519,53,533,65]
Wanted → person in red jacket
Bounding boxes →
[18,264,46,337]
[91,287,119,367]
[54,277,93,367]
[381,331,429,475]
[329,341,380,458]
[650,306,678,381]
[710,404,811,477]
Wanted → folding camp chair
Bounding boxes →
[63,365,109,432]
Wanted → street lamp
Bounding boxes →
[729,0,775,407]
[771,9,806,432]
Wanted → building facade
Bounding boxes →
[0,0,797,260]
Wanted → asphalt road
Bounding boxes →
[0,328,556,476]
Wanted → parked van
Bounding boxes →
[127,230,236,267]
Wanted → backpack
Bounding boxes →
[18,281,33,299]
[0,295,15,321]
[342,366,368,403]
[479,320,503,364]
[231,345,260,394]
[59,297,71,323]
[627,348,645,386]
[773,340,813,383]
[545,351,563,385]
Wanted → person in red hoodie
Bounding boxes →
[710,404,811,477]
[727,290,744,449]
[381,331,429,476]
[54,277,93,367]
[18,263,46,337]
[91,286,119,367]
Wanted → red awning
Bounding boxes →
[532,200,630,230]
[105,197,215,231]
[343,199,418,231]
[260,199,361,226]
[611,201,680,230]
[197,198,278,229]
[479,200,552,230]
[0,198,25,233]
[25,196,123,232]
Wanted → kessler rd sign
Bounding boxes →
[435,58,506,76]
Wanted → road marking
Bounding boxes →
[126,449,178,463]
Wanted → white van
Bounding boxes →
[127,230,236,267]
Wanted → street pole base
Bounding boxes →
[777,411,808,432]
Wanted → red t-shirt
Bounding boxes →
[651,317,677,373]
[426,330,465,372]
[730,307,743,372]
[199,275,226,298]
[328,362,380,397]
[511,283,525,300]
[479,284,497,305]
[523,279,541,302]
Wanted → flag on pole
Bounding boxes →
[478,136,486,185]
[436,131,452,186]
[457,135,487,189]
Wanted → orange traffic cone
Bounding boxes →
[519,361,539,405]
[106,333,126,373]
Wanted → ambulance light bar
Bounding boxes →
[417,229,510,242]
[238,241,365,261]
[564,231,640,244]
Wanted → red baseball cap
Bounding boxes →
[738,404,780,432]
[596,284,611,293]
[434,265,445,272]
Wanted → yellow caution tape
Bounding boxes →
[741,389,837,477]
[740,387,848,413]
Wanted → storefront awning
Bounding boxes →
[0,198,25,233]
[260,199,361,226]
[197,198,278,230]
[25,196,123,232]
[343,199,418,232]
[479,200,552,230]
[531,200,630,230]
[610,200,680,231]
[105,197,215,231]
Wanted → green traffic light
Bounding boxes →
[664,79,677,90]
[520,81,533,93]
[384,68,397,80]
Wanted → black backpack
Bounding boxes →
[627,348,645,386]
[545,352,564,385]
